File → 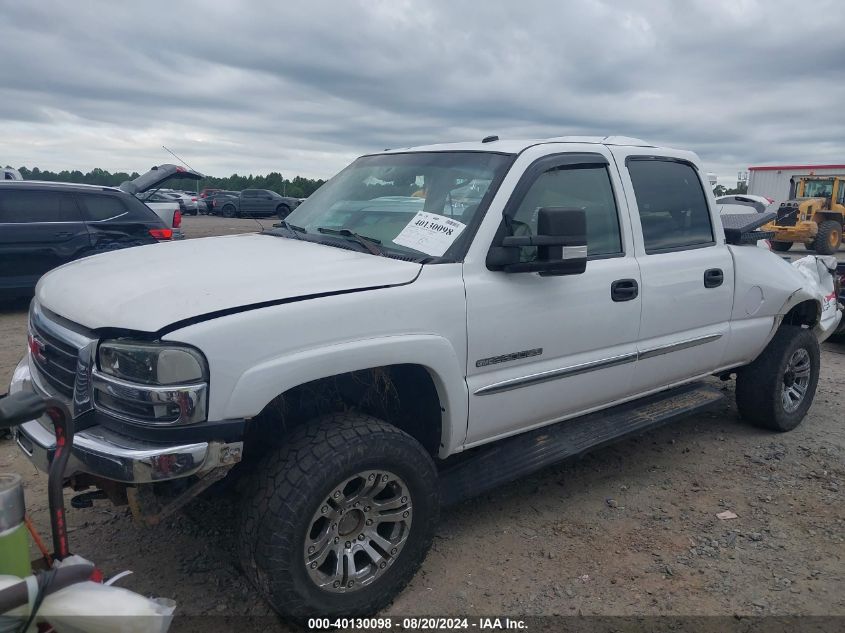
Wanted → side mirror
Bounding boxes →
[487,207,587,276]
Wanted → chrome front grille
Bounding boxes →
[28,302,96,416]
[29,316,80,399]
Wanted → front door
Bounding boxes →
[464,150,642,446]
[610,150,734,393]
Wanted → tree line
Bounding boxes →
[9,166,326,198]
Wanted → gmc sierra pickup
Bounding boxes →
[9,136,841,621]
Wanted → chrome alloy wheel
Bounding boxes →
[781,348,811,413]
[304,470,413,593]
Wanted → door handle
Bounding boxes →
[54,231,74,238]
[611,279,639,302]
[704,268,724,288]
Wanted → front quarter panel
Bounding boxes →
[164,264,469,456]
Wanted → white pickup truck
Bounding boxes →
[10,136,841,621]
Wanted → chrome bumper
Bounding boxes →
[10,356,242,484]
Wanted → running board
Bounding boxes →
[439,382,726,506]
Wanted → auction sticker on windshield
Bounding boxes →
[394,211,466,256]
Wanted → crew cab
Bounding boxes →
[9,136,841,621]
[214,188,301,219]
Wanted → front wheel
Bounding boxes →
[736,325,820,432]
[770,241,793,252]
[238,413,439,622]
[221,205,237,218]
[276,204,291,220]
[813,220,842,255]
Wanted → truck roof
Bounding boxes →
[383,135,659,155]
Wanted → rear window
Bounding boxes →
[628,159,714,253]
[77,193,156,223]
[0,189,81,223]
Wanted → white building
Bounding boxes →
[748,164,845,207]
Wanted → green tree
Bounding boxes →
[12,165,327,198]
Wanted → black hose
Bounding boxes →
[0,564,94,617]
[45,400,73,560]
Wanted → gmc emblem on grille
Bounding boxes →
[28,334,48,363]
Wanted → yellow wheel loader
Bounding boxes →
[764,176,845,255]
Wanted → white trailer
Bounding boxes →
[748,164,845,207]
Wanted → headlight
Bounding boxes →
[94,340,208,426]
[98,341,207,385]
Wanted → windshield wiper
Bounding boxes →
[316,227,384,256]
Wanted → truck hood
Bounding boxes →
[36,234,421,332]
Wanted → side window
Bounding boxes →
[628,159,714,253]
[510,165,623,262]
[0,190,80,223]
[78,194,137,222]
[243,190,257,198]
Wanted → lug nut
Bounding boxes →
[401,496,407,503]
[348,581,354,587]
[358,534,365,540]
[345,541,351,548]
[331,523,337,530]
[403,511,410,518]
[333,581,340,588]
[364,506,371,512]
[390,548,398,555]
[379,562,387,569]
[333,491,340,498]
[382,475,388,482]
[308,546,315,553]
[365,519,373,526]
[334,537,339,544]
[310,562,317,569]
[368,474,375,480]
[321,505,328,514]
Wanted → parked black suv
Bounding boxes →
[0,181,171,299]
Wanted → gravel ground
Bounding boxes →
[0,215,843,631]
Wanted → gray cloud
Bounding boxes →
[0,0,843,183]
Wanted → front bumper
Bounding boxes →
[10,357,242,484]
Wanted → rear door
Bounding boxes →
[0,188,90,294]
[76,192,160,252]
[611,150,734,392]
[240,190,259,216]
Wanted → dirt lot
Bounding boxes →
[1,215,843,629]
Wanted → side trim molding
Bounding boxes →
[637,334,723,360]
[474,333,722,396]
[474,353,637,396]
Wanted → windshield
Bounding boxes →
[280,152,513,260]
[802,179,833,198]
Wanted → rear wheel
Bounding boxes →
[736,325,820,432]
[238,413,439,622]
[770,241,793,252]
[813,220,842,255]
[276,204,291,220]
[222,204,237,218]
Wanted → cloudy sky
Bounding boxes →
[1,0,843,184]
